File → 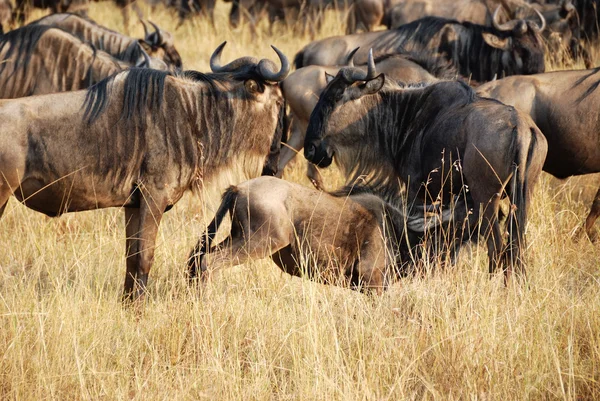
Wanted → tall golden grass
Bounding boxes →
[0,3,599,399]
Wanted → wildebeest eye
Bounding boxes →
[245,79,260,94]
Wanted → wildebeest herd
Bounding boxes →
[0,0,598,302]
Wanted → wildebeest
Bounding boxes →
[30,13,183,69]
[304,52,548,278]
[295,7,546,83]
[0,42,289,301]
[477,68,600,241]
[279,49,456,189]
[0,25,143,98]
[187,176,458,291]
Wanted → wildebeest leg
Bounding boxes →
[204,234,289,279]
[585,186,600,242]
[123,207,141,302]
[355,243,386,294]
[276,117,304,178]
[122,194,167,302]
[474,194,504,277]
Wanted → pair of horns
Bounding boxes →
[341,48,377,82]
[140,20,163,44]
[210,41,290,82]
[492,5,546,33]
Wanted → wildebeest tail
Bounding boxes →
[506,122,547,275]
[293,49,304,69]
[187,186,239,280]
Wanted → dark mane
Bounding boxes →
[0,25,55,77]
[83,68,172,124]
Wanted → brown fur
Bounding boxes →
[187,176,455,291]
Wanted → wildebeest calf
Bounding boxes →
[188,176,457,291]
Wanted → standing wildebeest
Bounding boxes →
[0,42,289,301]
[477,69,600,241]
[0,25,143,98]
[295,7,546,83]
[187,176,458,291]
[279,49,456,189]
[304,53,548,278]
[30,13,183,69]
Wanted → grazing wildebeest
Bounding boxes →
[477,69,600,241]
[279,49,456,189]
[0,25,143,98]
[187,176,459,291]
[30,13,183,69]
[295,7,546,83]
[0,42,289,301]
[304,52,548,278]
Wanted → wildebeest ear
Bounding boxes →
[324,72,335,84]
[361,74,385,96]
[482,33,511,50]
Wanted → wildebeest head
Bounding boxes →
[140,20,183,69]
[305,49,384,168]
[484,6,546,76]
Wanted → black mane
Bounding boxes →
[0,25,55,77]
[83,68,172,124]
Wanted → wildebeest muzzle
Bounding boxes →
[304,140,334,168]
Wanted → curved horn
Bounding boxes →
[148,20,163,44]
[210,41,258,73]
[530,7,546,32]
[492,6,516,32]
[345,47,360,67]
[140,19,149,38]
[258,45,290,82]
[366,48,376,79]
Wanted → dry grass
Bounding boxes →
[1,3,600,400]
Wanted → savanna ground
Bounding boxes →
[1,2,599,400]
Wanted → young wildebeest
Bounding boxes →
[477,69,600,241]
[0,25,161,99]
[0,42,289,302]
[304,52,548,279]
[279,49,456,189]
[30,13,183,69]
[295,7,546,84]
[187,176,457,291]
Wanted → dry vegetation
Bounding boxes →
[1,3,599,400]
